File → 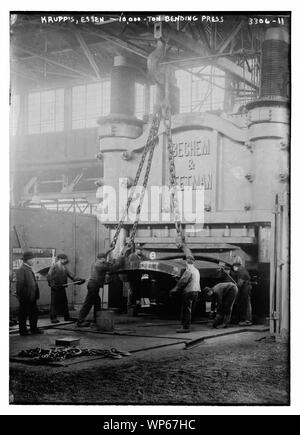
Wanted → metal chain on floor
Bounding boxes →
[18,346,131,362]
[18,346,83,362]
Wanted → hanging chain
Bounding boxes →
[162,76,185,245]
[106,108,162,255]
[128,113,161,247]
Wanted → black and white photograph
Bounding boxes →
[5,6,294,412]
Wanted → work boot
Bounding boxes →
[176,328,191,333]
[19,330,30,336]
[77,321,90,327]
[238,320,253,326]
[222,315,231,327]
[215,324,228,329]
[212,314,223,328]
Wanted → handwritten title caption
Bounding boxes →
[40,15,225,25]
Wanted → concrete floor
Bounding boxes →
[11,313,287,406]
[10,312,269,368]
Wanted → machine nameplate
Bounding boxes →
[171,131,214,191]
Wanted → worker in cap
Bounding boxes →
[15,251,43,336]
[128,246,145,268]
[77,252,127,326]
[77,253,111,327]
[203,282,239,328]
[47,253,84,323]
[170,254,201,333]
[228,256,253,326]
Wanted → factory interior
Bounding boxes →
[9,12,290,406]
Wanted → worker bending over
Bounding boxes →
[170,256,201,333]
[203,282,238,329]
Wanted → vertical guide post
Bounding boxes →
[272,192,290,339]
[73,213,77,308]
[279,192,289,340]
[275,194,282,336]
[269,212,276,335]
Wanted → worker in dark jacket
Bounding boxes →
[77,253,124,326]
[76,253,109,327]
[16,251,43,336]
[47,254,83,323]
[128,248,145,268]
[170,256,201,333]
[227,256,253,326]
[203,282,238,328]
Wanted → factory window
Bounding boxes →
[149,85,157,114]
[176,66,225,113]
[176,70,192,113]
[134,82,145,119]
[28,89,64,134]
[10,94,20,136]
[72,81,110,129]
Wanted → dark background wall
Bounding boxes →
[10,207,109,311]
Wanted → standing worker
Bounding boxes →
[203,282,239,328]
[229,256,253,326]
[47,254,84,324]
[16,251,43,336]
[76,253,110,327]
[170,256,201,333]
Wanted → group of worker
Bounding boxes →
[14,250,122,335]
[170,255,252,333]
[15,249,252,336]
[15,251,84,335]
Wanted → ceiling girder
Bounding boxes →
[75,31,102,79]
[15,45,96,80]
[195,23,211,52]
[217,21,244,54]
[79,27,149,59]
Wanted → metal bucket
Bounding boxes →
[95,310,115,332]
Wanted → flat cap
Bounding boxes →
[22,251,35,261]
[57,253,68,261]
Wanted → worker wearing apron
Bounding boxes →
[47,254,82,323]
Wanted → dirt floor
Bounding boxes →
[10,330,289,406]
